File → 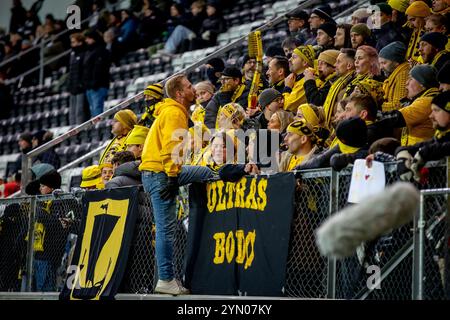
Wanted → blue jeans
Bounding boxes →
[164,25,196,54]
[142,166,216,281]
[86,88,108,117]
[34,259,55,292]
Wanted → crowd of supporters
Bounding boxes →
[0,0,449,295]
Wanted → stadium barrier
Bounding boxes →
[412,188,450,300]
[0,161,448,299]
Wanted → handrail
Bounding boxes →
[19,0,325,192]
[19,0,365,192]
[0,15,91,70]
[5,48,71,85]
[8,141,108,198]
[57,141,109,172]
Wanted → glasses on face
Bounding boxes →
[219,76,234,82]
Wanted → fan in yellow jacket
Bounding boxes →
[139,97,190,177]
[138,74,197,295]
[380,64,440,146]
[283,45,316,113]
[379,41,411,112]
[99,109,137,164]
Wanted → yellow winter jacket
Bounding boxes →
[283,75,307,113]
[139,98,189,177]
[381,62,410,112]
[400,88,440,146]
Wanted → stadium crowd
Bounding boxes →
[0,0,449,295]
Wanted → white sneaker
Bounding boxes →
[155,279,190,295]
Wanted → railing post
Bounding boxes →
[21,155,32,194]
[39,40,44,85]
[412,192,425,300]
[327,169,338,299]
[24,196,37,292]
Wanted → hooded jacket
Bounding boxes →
[105,161,141,188]
[139,98,189,177]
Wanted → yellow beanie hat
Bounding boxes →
[405,1,431,17]
[318,49,340,67]
[144,83,164,100]
[80,165,102,188]
[297,104,321,127]
[388,0,409,13]
[114,109,138,131]
[125,125,150,145]
[293,45,315,68]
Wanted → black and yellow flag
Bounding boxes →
[185,173,296,296]
[59,187,139,300]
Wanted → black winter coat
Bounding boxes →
[68,45,86,95]
[82,43,111,90]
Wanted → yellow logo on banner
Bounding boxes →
[213,229,256,269]
[206,178,268,213]
[70,198,129,300]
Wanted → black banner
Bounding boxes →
[185,173,296,296]
[59,187,139,300]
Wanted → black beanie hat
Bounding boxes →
[420,32,448,51]
[318,22,337,38]
[336,117,368,148]
[221,66,243,79]
[312,5,333,22]
[39,170,62,190]
[206,57,225,72]
[431,91,450,113]
[437,61,450,84]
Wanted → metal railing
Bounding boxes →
[412,188,450,300]
[1,161,448,298]
[19,0,365,192]
[0,0,131,74]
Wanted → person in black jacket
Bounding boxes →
[266,56,289,93]
[13,132,33,175]
[295,116,369,172]
[68,33,88,125]
[83,29,111,117]
[32,130,61,170]
[371,3,407,52]
[189,0,226,50]
[9,0,27,33]
[303,49,339,106]
[204,66,249,129]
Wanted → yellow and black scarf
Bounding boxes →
[323,71,355,128]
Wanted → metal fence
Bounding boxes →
[413,188,450,300]
[0,162,448,299]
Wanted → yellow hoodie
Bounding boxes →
[139,98,189,177]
